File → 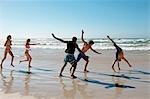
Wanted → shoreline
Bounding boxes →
[0,49,149,99]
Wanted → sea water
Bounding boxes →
[0,38,150,51]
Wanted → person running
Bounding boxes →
[107,36,132,72]
[19,39,37,72]
[0,35,14,69]
[70,30,101,72]
[52,33,84,79]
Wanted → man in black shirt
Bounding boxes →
[107,36,132,72]
[52,33,83,78]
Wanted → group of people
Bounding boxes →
[0,30,132,78]
[0,36,37,72]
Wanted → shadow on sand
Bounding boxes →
[79,78,136,89]
[32,67,53,72]
[127,69,150,75]
[85,71,140,80]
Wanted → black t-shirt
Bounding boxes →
[65,41,77,54]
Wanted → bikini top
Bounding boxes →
[5,40,12,49]
[25,44,30,51]
[5,40,11,46]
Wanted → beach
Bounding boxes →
[0,0,149,98]
[0,48,149,99]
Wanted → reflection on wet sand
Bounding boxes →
[59,72,93,99]
[23,74,31,95]
[77,73,93,99]
[112,72,127,98]
[59,78,77,99]
[0,49,149,99]
[0,69,31,95]
[0,69,14,93]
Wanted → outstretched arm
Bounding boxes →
[81,30,87,43]
[52,33,67,43]
[29,43,38,45]
[91,47,102,54]
[107,36,116,45]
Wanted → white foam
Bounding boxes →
[0,38,150,51]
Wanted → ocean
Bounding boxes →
[0,38,150,51]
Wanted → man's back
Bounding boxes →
[65,41,76,54]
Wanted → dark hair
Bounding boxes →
[7,35,11,40]
[26,39,31,43]
[89,40,94,44]
[72,37,77,42]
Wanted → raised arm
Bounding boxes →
[81,30,87,43]
[107,36,116,45]
[52,33,67,43]
[28,42,40,45]
[91,47,102,54]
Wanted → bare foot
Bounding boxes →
[84,70,89,72]
[71,75,77,79]
[59,74,63,77]
[27,71,31,74]
[11,64,14,67]
[112,67,117,72]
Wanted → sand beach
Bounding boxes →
[0,48,149,99]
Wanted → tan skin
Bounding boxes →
[81,30,102,72]
[71,30,101,72]
[107,36,132,72]
[19,39,37,72]
[81,30,102,54]
[0,35,14,69]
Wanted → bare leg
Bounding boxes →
[20,59,29,63]
[20,53,29,64]
[70,66,73,73]
[28,65,31,73]
[59,62,67,77]
[0,51,7,69]
[28,57,32,68]
[117,60,120,70]
[112,59,117,72]
[71,62,77,79]
[123,58,132,67]
[9,51,14,67]
[84,60,89,72]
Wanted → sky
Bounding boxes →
[0,0,149,39]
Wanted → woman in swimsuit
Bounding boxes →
[19,39,37,72]
[0,35,14,69]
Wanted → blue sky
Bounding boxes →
[0,0,149,38]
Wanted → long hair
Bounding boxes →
[4,35,12,46]
[26,39,31,45]
[7,35,11,40]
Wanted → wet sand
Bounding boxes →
[0,48,149,99]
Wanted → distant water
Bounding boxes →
[0,38,150,51]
